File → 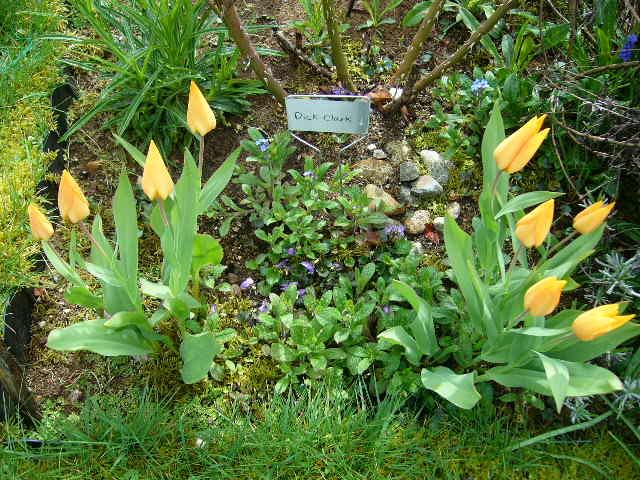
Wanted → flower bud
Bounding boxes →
[187,81,216,137]
[58,170,90,224]
[572,304,635,341]
[27,204,54,240]
[524,277,567,317]
[494,115,549,174]
[515,199,554,248]
[141,140,174,201]
[573,201,615,235]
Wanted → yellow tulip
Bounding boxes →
[27,203,54,240]
[141,140,174,201]
[494,115,550,173]
[572,304,635,341]
[58,169,90,224]
[187,81,216,137]
[524,277,567,317]
[573,201,615,235]
[515,199,554,248]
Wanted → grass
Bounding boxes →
[1,382,637,479]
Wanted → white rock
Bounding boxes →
[411,175,443,197]
[447,201,461,219]
[373,148,388,159]
[367,143,377,151]
[419,150,451,186]
[433,216,445,232]
[404,210,431,235]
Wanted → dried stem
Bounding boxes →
[273,28,334,79]
[321,0,354,91]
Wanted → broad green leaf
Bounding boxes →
[113,172,140,308]
[271,343,297,363]
[192,234,223,273]
[113,133,146,168]
[179,332,222,384]
[198,148,239,214]
[536,352,569,413]
[140,278,172,299]
[549,323,640,362]
[540,226,604,277]
[356,262,376,295]
[85,262,122,287]
[495,191,564,218]
[458,7,501,64]
[64,286,103,310]
[421,366,481,409]
[47,319,154,356]
[510,327,570,337]
[378,326,421,365]
[103,311,148,330]
[391,280,438,356]
[42,242,85,286]
[402,1,429,27]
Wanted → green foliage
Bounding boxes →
[43,144,238,384]
[64,0,265,153]
[359,0,404,31]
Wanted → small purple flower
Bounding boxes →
[280,281,298,291]
[471,78,490,94]
[384,224,405,240]
[275,259,289,269]
[300,261,315,274]
[382,305,390,314]
[240,277,255,290]
[620,34,638,62]
[330,262,343,271]
[255,138,270,152]
[210,304,217,314]
[298,288,307,298]
[287,247,297,256]
[258,300,269,313]
[303,171,317,180]
[330,86,352,96]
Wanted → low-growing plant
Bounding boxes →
[359,0,404,31]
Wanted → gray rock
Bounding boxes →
[399,161,420,183]
[411,175,443,197]
[398,185,414,205]
[404,210,431,235]
[67,389,83,403]
[386,140,413,167]
[409,241,425,256]
[365,184,402,216]
[366,143,377,151]
[447,201,461,219]
[354,158,394,185]
[372,148,387,159]
[420,149,451,186]
[433,216,445,232]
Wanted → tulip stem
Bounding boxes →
[506,245,523,280]
[78,221,109,262]
[491,170,503,196]
[197,134,205,174]
[158,200,170,230]
[547,230,577,256]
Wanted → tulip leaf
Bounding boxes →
[198,147,239,214]
[42,242,85,287]
[113,133,146,168]
[479,102,507,223]
[378,326,421,365]
[495,191,564,219]
[510,327,569,337]
[549,323,640,362]
[391,280,438,356]
[192,234,223,274]
[180,332,222,384]
[536,352,569,413]
[47,319,154,356]
[64,286,103,310]
[540,225,604,277]
[421,367,481,410]
[113,172,140,308]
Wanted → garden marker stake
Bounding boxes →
[572,304,636,341]
[524,277,567,317]
[573,201,616,234]
[515,199,554,248]
[187,81,217,173]
[58,170,90,224]
[27,204,54,241]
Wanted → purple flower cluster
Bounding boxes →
[620,34,638,62]
[330,86,353,96]
[255,138,270,152]
[471,78,490,94]
[384,224,405,240]
[240,277,254,290]
[300,261,315,274]
[258,300,269,313]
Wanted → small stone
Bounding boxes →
[372,148,387,159]
[38,321,46,329]
[389,87,403,100]
[447,201,461,219]
[398,186,414,205]
[365,184,402,216]
[367,143,377,151]
[404,210,431,235]
[399,161,420,183]
[409,241,425,256]
[386,140,413,167]
[67,389,83,403]
[354,158,394,185]
[433,216,445,232]
[420,150,451,186]
[411,175,443,197]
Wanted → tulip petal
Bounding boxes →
[141,140,174,201]
[505,128,550,174]
[494,115,546,171]
[187,81,216,137]
[28,204,54,240]
[58,170,90,224]
[573,201,615,234]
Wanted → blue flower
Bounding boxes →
[620,34,638,62]
[210,304,217,314]
[255,138,270,152]
[258,300,269,313]
[275,259,289,270]
[382,305,390,314]
[300,261,315,274]
[298,288,307,298]
[287,247,296,256]
[384,224,405,240]
[330,86,352,96]
[303,171,317,180]
[280,281,298,291]
[471,78,490,94]
[240,277,254,290]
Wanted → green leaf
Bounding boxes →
[378,326,421,365]
[198,148,239,214]
[495,191,564,218]
[192,234,223,274]
[356,262,376,295]
[550,323,640,362]
[421,366,481,409]
[42,242,85,286]
[140,278,172,299]
[536,352,569,413]
[64,286,103,310]
[540,226,604,278]
[180,332,222,384]
[391,280,438,356]
[113,172,140,307]
[103,311,148,330]
[47,319,154,356]
[113,133,146,168]
[85,262,122,287]
[402,1,429,27]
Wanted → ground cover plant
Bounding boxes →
[2,0,640,477]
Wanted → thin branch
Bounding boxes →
[273,28,334,79]
[321,0,354,90]
[574,60,640,79]
[555,119,640,148]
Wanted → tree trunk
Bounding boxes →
[321,0,354,91]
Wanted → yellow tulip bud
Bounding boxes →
[494,115,549,174]
[141,140,174,201]
[58,169,90,224]
[524,277,567,317]
[572,303,635,341]
[27,203,54,240]
[515,199,554,248]
[187,81,216,137]
[573,201,615,235]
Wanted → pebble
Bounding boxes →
[372,148,387,159]
[409,241,425,256]
[433,216,445,232]
[411,175,443,197]
[367,143,377,151]
[365,184,402,216]
[420,150,451,186]
[399,161,420,183]
[404,210,431,235]
[398,185,414,205]
[386,140,413,167]
[354,158,394,185]
[447,201,461,219]
[67,389,83,403]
